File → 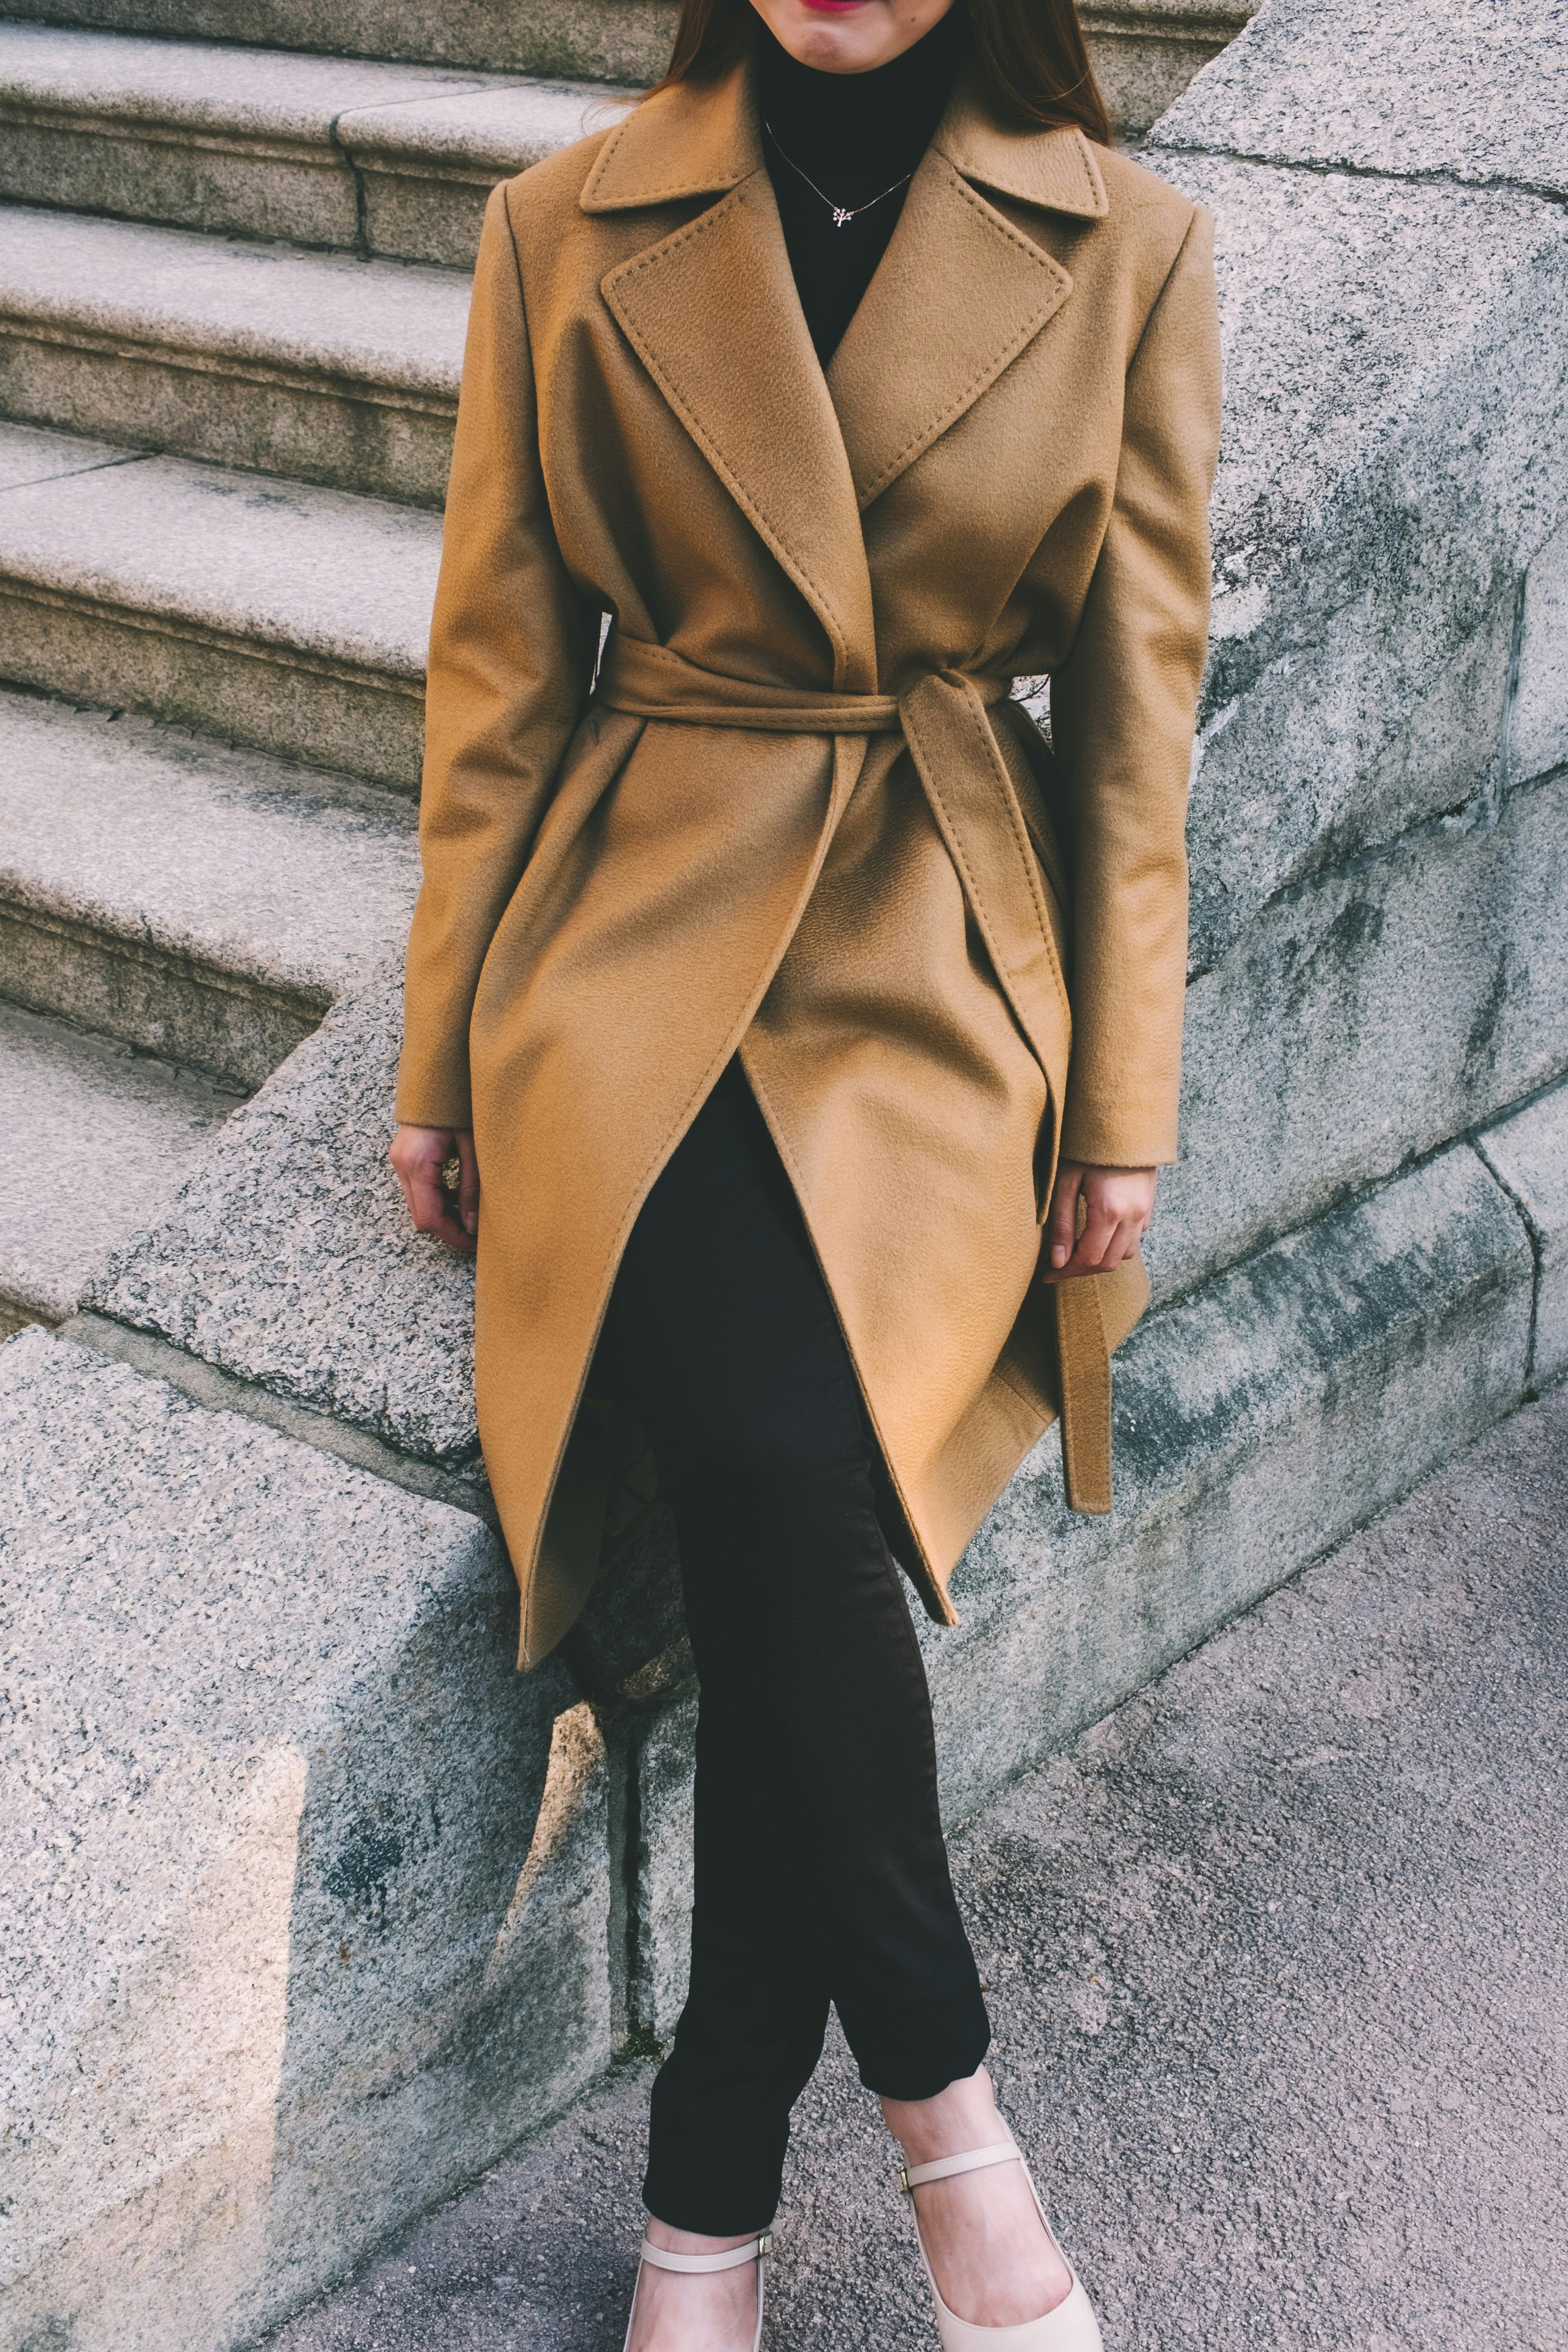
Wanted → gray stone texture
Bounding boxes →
[89,968,481,1467]
[0,412,129,488]
[0,24,500,246]
[1151,0,1568,198]
[0,689,418,1088]
[1476,1077,1568,1389]
[0,0,683,88]
[1154,153,1568,970]
[0,25,631,266]
[263,1384,1568,2352]
[0,429,438,784]
[629,1691,697,2045]
[0,997,236,1323]
[1151,768,1568,1302]
[933,1140,1531,1823]
[1511,509,1568,789]
[0,205,469,505]
[0,1324,611,2352]
[340,82,635,267]
[1081,0,1257,138]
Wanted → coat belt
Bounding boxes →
[596,632,1118,1517]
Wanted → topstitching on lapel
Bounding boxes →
[594,75,876,691]
[827,112,1102,514]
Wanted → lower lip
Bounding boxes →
[798,0,867,12]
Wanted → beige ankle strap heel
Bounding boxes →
[899,2137,1102,2351]
[623,2229,770,2352]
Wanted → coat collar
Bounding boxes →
[588,60,1106,683]
[580,61,1109,222]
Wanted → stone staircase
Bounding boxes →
[0,17,594,1337]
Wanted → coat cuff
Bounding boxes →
[393,1053,473,1133]
[1058,1096,1179,1170]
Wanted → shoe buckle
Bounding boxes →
[756,2231,772,2259]
[898,2167,911,2196]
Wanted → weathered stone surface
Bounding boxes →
[1476,1077,1568,1390]
[0,690,417,1089]
[0,999,235,1325]
[1152,0,1568,199]
[630,1690,697,2044]
[0,1325,610,2352]
[1512,510,1568,790]
[0,431,437,784]
[1081,0,1256,138]
[1150,768,1568,1302]
[930,1139,1532,1824]
[0,0,682,88]
[89,968,480,1467]
[0,205,469,504]
[0,412,126,488]
[342,80,632,267]
[1150,154,1568,969]
[0,22,503,248]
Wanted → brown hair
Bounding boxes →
[646,0,1112,147]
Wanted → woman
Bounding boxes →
[391,0,1220,2334]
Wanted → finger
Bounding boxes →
[1046,1165,1084,1271]
[1103,1213,1144,1266]
[408,1168,476,1252]
[1046,1202,1135,1283]
[1074,1195,1121,1271]
[457,1131,481,1239]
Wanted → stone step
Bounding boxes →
[0,420,439,787]
[1082,0,1258,138]
[0,23,616,268]
[0,0,1255,132]
[0,0,675,89]
[0,996,239,1332]
[0,686,418,1091]
[0,204,469,504]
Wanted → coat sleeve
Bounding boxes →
[1048,201,1221,1169]
[395,180,599,1131]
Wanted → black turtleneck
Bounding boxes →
[758,10,967,367]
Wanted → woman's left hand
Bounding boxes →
[1040,1161,1156,1284]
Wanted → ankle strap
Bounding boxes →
[900,2140,1019,2193]
[638,2232,771,2274]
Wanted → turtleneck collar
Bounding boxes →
[756,8,968,179]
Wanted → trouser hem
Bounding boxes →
[854,2020,992,2106]
[642,2169,781,2239]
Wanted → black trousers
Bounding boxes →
[605,1061,991,2235]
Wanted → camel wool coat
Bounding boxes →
[397,55,1222,1670]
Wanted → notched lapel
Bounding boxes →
[828,145,1075,514]
[601,162,876,689]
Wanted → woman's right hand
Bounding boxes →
[390,1124,480,1253]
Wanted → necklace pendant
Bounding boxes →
[832,206,852,227]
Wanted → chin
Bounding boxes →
[789,22,874,68]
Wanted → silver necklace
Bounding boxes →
[764,119,913,228]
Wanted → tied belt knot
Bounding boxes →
[596,631,1122,1517]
